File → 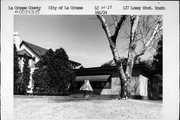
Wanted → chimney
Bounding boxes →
[13,32,22,51]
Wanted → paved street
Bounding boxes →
[14,95,162,120]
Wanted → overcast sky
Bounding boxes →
[14,15,155,67]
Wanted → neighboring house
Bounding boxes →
[74,64,162,99]
[14,32,81,93]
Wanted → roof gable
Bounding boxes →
[20,41,81,66]
[20,41,48,59]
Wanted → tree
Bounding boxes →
[152,35,162,75]
[22,55,30,94]
[14,45,30,95]
[100,57,128,67]
[97,15,162,99]
[33,48,76,95]
[14,45,21,94]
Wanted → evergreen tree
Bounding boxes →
[33,48,76,95]
[22,55,30,94]
[14,45,21,94]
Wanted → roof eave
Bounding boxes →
[20,41,43,60]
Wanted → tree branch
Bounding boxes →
[125,15,139,78]
[97,15,118,50]
[131,15,139,41]
[144,18,162,48]
[112,15,118,27]
[97,15,112,38]
[130,15,139,47]
[135,17,162,58]
[113,15,127,43]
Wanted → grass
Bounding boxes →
[14,95,162,120]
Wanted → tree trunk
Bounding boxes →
[117,64,128,99]
[109,37,127,99]
[109,37,128,99]
[97,15,128,99]
[123,16,139,99]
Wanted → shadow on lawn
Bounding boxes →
[52,95,115,103]
[51,94,162,103]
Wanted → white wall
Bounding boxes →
[18,44,40,92]
[101,77,121,95]
[101,75,148,96]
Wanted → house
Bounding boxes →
[13,32,81,93]
[150,74,162,99]
[74,64,162,99]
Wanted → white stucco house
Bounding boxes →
[13,32,81,94]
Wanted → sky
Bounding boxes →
[14,15,156,67]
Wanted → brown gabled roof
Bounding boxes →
[20,41,48,59]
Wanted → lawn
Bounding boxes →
[14,95,162,120]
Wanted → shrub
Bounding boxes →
[33,48,76,95]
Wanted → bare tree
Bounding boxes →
[97,15,162,99]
